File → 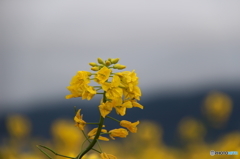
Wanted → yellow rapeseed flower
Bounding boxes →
[95,66,112,84]
[127,99,144,109]
[123,85,141,100]
[100,152,117,159]
[120,120,140,133]
[99,101,113,118]
[74,109,86,130]
[109,128,128,140]
[117,70,138,91]
[81,85,97,100]
[101,75,123,99]
[88,128,109,141]
[66,71,93,99]
[110,98,132,116]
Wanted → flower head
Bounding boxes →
[109,128,128,140]
[74,109,86,130]
[120,120,140,133]
[100,152,117,159]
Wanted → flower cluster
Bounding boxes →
[64,58,143,159]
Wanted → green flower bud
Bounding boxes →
[97,58,104,64]
[89,62,98,67]
[118,65,126,70]
[111,58,120,64]
[105,60,111,66]
[113,64,121,69]
[91,67,99,71]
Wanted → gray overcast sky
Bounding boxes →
[1,1,240,112]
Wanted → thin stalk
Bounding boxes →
[76,92,106,159]
[37,145,75,159]
[106,116,120,122]
[86,122,99,125]
[81,130,101,153]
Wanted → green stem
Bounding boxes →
[106,116,120,122]
[86,122,99,125]
[36,145,52,159]
[81,130,101,153]
[96,140,102,152]
[80,139,88,154]
[37,145,75,159]
[76,91,106,159]
[99,132,110,135]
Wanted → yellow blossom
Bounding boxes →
[127,99,144,109]
[99,102,113,118]
[81,85,97,100]
[120,120,140,133]
[65,85,83,99]
[95,66,112,84]
[100,152,117,159]
[109,98,132,116]
[74,109,86,130]
[117,71,138,88]
[109,128,128,140]
[66,71,92,99]
[117,70,142,100]
[70,71,91,85]
[101,75,123,99]
[88,128,109,141]
[123,85,141,100]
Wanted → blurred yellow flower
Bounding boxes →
[6,115,31,138]
[51,119,82,148]
[95,66,112,84]
[178,117,206,142]
[100,152,117,159]
[74,109,86,130]
[203,91,232,128]
[109,128,128,140]
[120,120,140,133]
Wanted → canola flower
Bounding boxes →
[37,58,143,159]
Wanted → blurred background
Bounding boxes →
[1,1,240,159]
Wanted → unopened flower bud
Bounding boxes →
[113,64,121,69]
[118,65,126,70]
[105,60,111,66]
[111,58,120,64]
[97,58,104,64]
[89,62,97,67]
[91,67,99,71]
[108,58,112,61]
